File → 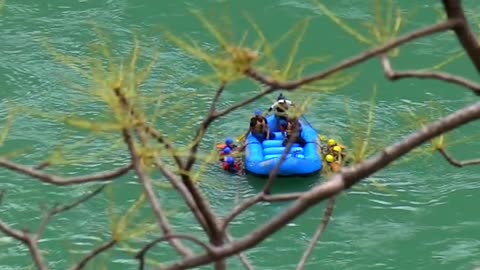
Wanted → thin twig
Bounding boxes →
[135,234,212,270]
[437,148,480,167]
[225,233,255,270]
[185,82,227,171]
[295,197,336,270]
[0,159,132,186]
[71,239,117,270]
[220,194,263,233]
[33,161,51,170]
[209,20,459,128]
[177,174,225,268]
[36,185,106,238]
[179,173,223,244]
[262,123,301,194]
[245,19,459,90]
[221,192,304,233]
[123,129,193,258]
[114,86,194,257]
[0,222,47,270]
[142,125,185,168]
[209,81,228,116]
[212,86,277,121]
[129,99,211,236]
[381,55,480,95]
[112,86,185,169]
[0,220,27,242]
[158,101,480,270]
[153,157,210,234]
[263,193,302,202]
[1,186,107,270]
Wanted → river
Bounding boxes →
[1,0,479,269]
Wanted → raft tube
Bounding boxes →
[244,115,323,177]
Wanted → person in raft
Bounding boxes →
[223,138,237,151]
[324,154,341,173]
[326,139,347,160]
[219,147,232,161]
[249,109,275,143]
[268,93,294,122]
[279,117,307,147]
[222,156,242,173]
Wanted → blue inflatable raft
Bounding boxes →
[244,115,323,177]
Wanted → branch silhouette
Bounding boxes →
[296,197,336,270]
[437,148,480,167]
[244,19,460,90]
[0,159,132,186]
[123,129,194,258]
[72,239,117,270]
[0,186,106,270]
[381,55,480,95]
[135,234,213,270]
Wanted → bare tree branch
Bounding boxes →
[36,185,106,238]
[212,86,277,120]
[142,124,185,168]
[381,55,480,95]
[245,19,459,90]
[437,148,480,167]
[185,82,227,171]
[0,159,132,186]
[442,0,480,71]
[112,86,185,169]
[171,170,223,249]
[0,220,27,243]
[1,186,106,270]
[220,192,304,234]
[113,86,213,240]
[72,239,116,270]
[33,161,51,170]
[295,197,336,270]
[221,194,262,233]
[263,193,302,202]
[0,221,47,270]
[113,83,220,262]
[224,233,255,270]
[209,81,228,116]
[123,129,194,258]
[153,157,210,234]
[159,102,480,270]
[135,234,213,270]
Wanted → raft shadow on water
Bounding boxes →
[244,173,321,194]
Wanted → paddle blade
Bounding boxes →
[236,134,246,143]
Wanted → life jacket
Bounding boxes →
[330,162,341,173]
[224,144,237,151]
[328,143,347,158]
[222,161,241,172]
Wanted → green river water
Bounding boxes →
[1,0,480,269]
